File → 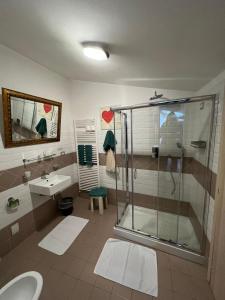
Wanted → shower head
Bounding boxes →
[150,90,164,100]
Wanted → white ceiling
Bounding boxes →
[0,0,224,91]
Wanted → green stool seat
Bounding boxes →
[89,187,108,215]
[89,187,107,197]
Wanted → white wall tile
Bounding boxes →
[0,163,78,230]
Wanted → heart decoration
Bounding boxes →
[102,110,114,123]
[43,103,52,113]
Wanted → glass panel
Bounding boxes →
[115,97,215,256]
[157,104,184,243]
[179,100,214,252]
[115,112,131,226]
[131,107,158,237]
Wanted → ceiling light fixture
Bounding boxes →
[82,43,109,61]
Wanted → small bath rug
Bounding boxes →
[94,238,158,297]
[39,216,89,255]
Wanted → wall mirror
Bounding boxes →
[2,88,62,148]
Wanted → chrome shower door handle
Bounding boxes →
[133,168,137,179]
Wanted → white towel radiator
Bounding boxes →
[74,119,100,192]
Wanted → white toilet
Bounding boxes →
[0,271,43,300]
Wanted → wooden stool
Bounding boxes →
[89,187,108,215]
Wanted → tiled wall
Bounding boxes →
[196,70,225,174]
[0,160,78,257]
[0,45,78,257]
[195,71,225,243]
[0,162,78,230]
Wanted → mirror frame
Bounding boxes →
[2,88,62,148]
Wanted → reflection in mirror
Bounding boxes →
[11,97,59,141]
[2,88,62,148]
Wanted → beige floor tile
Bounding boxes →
[112,283,132,299]
[80,262,97,285]
[0,199,215,300]
[10,257,38,278]
[90,286,111,300]
[185,261,207,280]
[158,267,173,290]
[67,239,93,260]
[65,256,87,279]
[132,290,153,300]
[87,246,103,264]
[111,293,128,300]
[190,278,215,300]
[95,275,114,292]
[54,273,77,299]
[169,255,196,276]
[171,271,195,298]
[69,279,94,300]
[40,269,64,300]
[33,260,51,280]
[156,251,171,270]
[37,249,59,268]
[51,252,75,273]
[172,291,195,300]
[154,288,174,300]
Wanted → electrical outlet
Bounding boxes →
[11,223,19,236]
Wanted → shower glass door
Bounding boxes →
[157,100,214,253]
[115,112,130,225]
[177,99,214,253]
[131,107,158,237]
[157,104,184,244]
[115,96,215,255]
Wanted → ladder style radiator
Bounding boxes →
[74,119,100,191]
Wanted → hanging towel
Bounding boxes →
[106,149,116,173]
[78,145,86,165]
[85,145,93,167]
[35,118,47,138]
[103,130,116,152]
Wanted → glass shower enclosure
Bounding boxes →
[112,95,216,261]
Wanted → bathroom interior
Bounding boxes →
[0,1,225,300]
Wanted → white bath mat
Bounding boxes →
[94,238,158,297]
[39,216,89,255]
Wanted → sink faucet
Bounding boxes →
[41,171,50,179]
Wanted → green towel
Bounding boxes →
[103,130,116,152]
[85,145,93,166]
[78,145,85,165]
[35,118,47,138]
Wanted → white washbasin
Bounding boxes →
[29,174,72,196]
[0,271,43,300]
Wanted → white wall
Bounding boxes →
[70,79,193,119]
[195,70,225,242]
[0,44,76,230]
[0,44,75,171]
[196,70,225,174]
[183,100,213,167]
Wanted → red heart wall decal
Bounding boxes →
[102,110,114,123]
[43,103,52,113]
